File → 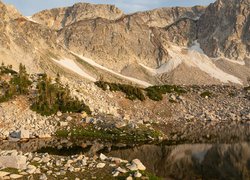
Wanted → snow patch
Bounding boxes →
[189,40,204,54]
[71,52,152,87]
[53,58,96,82]
[139,63,157,75]
[26,16,38,23]
[140,43,243,85]
[213,57,246,66]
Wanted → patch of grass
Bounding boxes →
[95,82,187,102]
[200,91,213,98]
[2,168,19,174]
[37,145,90,156]
[95,81,145,101]
[56,124,162,143]
[29,162,40,167]
[145,85,187,101]
[142,171,162,180]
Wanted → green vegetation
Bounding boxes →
[1,168,19,174]
[145,85,187,101]
[0,63,31,102]
[0,63,91,116]
[0,63,17,75]
[56,124,162,142]
[200,91,213,98]
[95,81,145,101]
[95,81,187,102]
[31,73,91,116]
[11,63,31,94]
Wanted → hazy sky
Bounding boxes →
[2,0,215,16]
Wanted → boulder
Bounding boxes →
[132,159,146,171]
[115,121,127,129]
[134,171,142,178]
[66,116,73,121]
[99,153,107,161]
[57,111,62,117]
[0,171,10,177]
[0,155,27,170]
[127,163,138,171]
[20,129,30,139]
[60,122,68,127]
[96,163,105,168]
[9,131,20,139]
[26,165,37,174]
[9,174,23,179]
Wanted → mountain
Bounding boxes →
[31,2,124,30]
[198,0,250,61]
[0,0,249,86]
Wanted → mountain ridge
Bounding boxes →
[0,0,249,86]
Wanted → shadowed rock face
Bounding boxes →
[108,143,250,179]
[198,0,250,61]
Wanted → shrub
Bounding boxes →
[95,81,145,101]
[10,64,31,95]
[145,85,186,101]
[0,63,31,102]
[200,91,213,98]
[31,74,91,116]
[0,63,17,75]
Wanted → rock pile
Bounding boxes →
[0,150,148,179]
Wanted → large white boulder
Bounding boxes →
[20,129,30,139]
[0,155,27,170]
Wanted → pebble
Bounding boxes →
[9,174,23,179]
[132,159,146,171]
[134,171,142,178]
[99,153,107,161]
[96,163,106,168]
[39,174,47,180]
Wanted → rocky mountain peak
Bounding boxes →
[0,1,22,21]
[198,0,250,60]
[31,2,124,29]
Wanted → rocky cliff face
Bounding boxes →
[32,3,124,29]
[198,0,250,61]
[129,6,205,28]
[56,5,206,71]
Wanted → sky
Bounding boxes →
[2,0,215,16]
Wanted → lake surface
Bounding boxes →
[1,139,250,179]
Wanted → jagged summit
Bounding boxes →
[31,2,124,29]
[0,0,22,21]
[198,0,250,61]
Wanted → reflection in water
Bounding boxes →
[1,139,250,179]
[108,143,250,179]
